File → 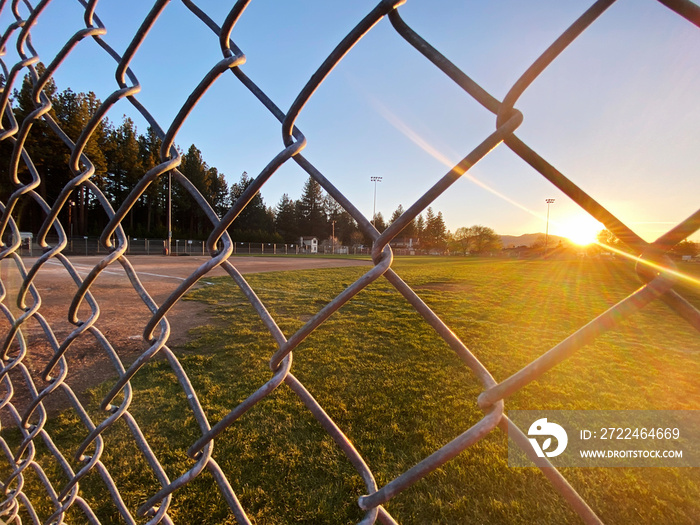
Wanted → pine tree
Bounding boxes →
[323,194,342,222]
[389,204,417,240]
[389,205,404,225]
[415,214,425,245]
[104,117,143,232]
[274,193,298,242]
[138,126,165,234]
[333,210,357,246]
[53,89,108,234]
[434,211,447,250]
[207,166,229,218]
[297,176,325,238]
[422,207,447,252]
[7,69,231,239]
[179,144,212,235]
[54,89,107,178]
[372,212,387,232]
[229,171,271,237]
[12,67,67,233]
[423,207,436,249]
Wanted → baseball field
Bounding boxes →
[3,255,700,524]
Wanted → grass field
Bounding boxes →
[9,257,700,524]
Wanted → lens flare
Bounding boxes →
[556,215,604,246]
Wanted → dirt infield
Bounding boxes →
[1,255,370,417]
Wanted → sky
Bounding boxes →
[1,0,699,243]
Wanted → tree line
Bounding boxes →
[0,69,230,240]
[1,72,503,253]
[597,230,699,259]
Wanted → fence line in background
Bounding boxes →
[13,239,370,257]
[0,1,699,524]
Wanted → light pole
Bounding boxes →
[371,176,382,226]
[167,171,172,255]
[544,198,555,259]
[68,200,75,252]
[331,220,336,254]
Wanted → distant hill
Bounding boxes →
[500,233,568,248]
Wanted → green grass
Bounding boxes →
[7,257,700,524]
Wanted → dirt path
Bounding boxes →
[0,255,370,420]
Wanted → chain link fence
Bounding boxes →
[0,0,699,523]
[25,239,322,257]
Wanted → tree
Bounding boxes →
[372,212,387,232]
[333,209,358,246]
[12,67,67,233]
[596,229,620,248]
[138,126,165,234]
[323,193,342,223]
[13,66,63,190]
[433,211,448,250]
[54,89,107,176]
[453,226,475,255]
[389,204,417,240]
[323,193,354,244]
[531,234,546,251]
[389,205,404,225]
[7,68,239,239]
[229,171,271,236]
[275,193,298,242]
[297,176,325,238]
[595,228,637,256]
[469,225,501,254]
[207,166,229,218]
[362,212,387,247]
[350,230,364,248]
[104,117,143,232]
[452,225,501,254]
[422,207,447,252]
[415,214,425,246]
[52,88,109,235]
[671,240,698,258]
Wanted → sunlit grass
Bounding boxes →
[8,257,700,524]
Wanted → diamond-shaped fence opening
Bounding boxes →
[0,0,699,523]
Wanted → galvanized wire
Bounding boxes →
[0,0,698,523]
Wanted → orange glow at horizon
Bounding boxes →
[553,214,605,246]
[366,93,699,252]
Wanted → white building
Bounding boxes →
[299,236,318,254]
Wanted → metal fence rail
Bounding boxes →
[25,238,329,257]
[0,1,699,524]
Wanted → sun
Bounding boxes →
[558,215,604,246]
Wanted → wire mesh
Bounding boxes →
[0,0,699,523]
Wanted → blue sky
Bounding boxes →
[2,0,698,242]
